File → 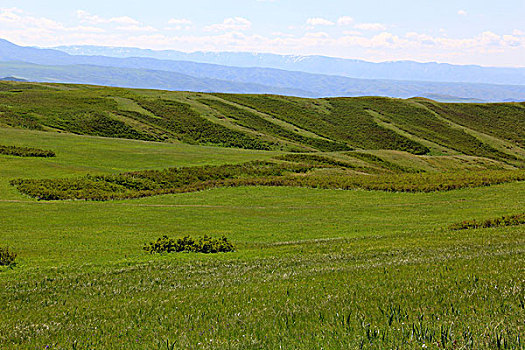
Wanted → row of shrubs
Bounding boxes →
[1,234,233,269]
[11,162,525,201]
[228,169,525,193]
[0,145,55,157]
[449,213,525,230]
[144,235,234,254]
[274,153,357,168]
[10,161,311,201]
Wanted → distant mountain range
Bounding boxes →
[56,45,525,86]
[0,39,524,101]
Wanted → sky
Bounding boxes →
[0,0,524,67]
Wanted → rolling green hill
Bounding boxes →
[0,81,523,166]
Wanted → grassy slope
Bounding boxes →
[1,81,524,163]
[1,82,524,348]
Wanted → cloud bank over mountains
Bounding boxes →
[0,6,524,67]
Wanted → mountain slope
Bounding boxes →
[55,44,525,85]
[1,39,525,101]
[0,61,311,96]
[0,81,523,167]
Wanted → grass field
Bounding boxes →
[0,83,524,349]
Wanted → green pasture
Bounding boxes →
[0,120,524,348]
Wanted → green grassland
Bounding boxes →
[0,82,524,349]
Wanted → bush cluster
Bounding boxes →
[11,161,311,201]
[231,169,525,193]
[0,145,56,157]
[449,213,524,230]
[0,246,17,266]
[11,160,525,201]
[143,235,235,254]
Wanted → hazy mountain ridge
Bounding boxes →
[55,44,525,85]
[1,39,524,101]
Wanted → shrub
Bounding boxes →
[11,163,525,201]
[0,246,17,266]
[449,213,525,230]
[0,145,55,157]
[11,161,311,201]
[143,235,235,254]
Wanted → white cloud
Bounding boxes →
[0,7,66,32]
[76,10,140,25]
[342,30,362,36]
[354,23,387,31]
[306,18,334,26]
[116,25,157,32]
[168,18,192,25]
[337,16,354,26]
[457,10,467,16]
[204,17,252,32]
[1,7,523,67]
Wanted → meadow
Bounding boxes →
[0,83,524,349]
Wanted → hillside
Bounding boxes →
[2,39,525,101]
[0,81,523,167]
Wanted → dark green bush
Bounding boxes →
[0,246,17,266]
[143,235,235,254]
[0,145,55,157]
[10,161,311,201]
[11,162,525,201]
[449,213,525,230]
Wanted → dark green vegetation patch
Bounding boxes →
[143,235,235,254]
[0,246,17,266]
[0,144,55,157]
[449,213,525,230]
[10,161,310,200]
[11,160,525,200]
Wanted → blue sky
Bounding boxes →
[1,0,524,66]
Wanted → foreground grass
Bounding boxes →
[1,224,523,349]
[1,127,524,348]
[0,183,524,348]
